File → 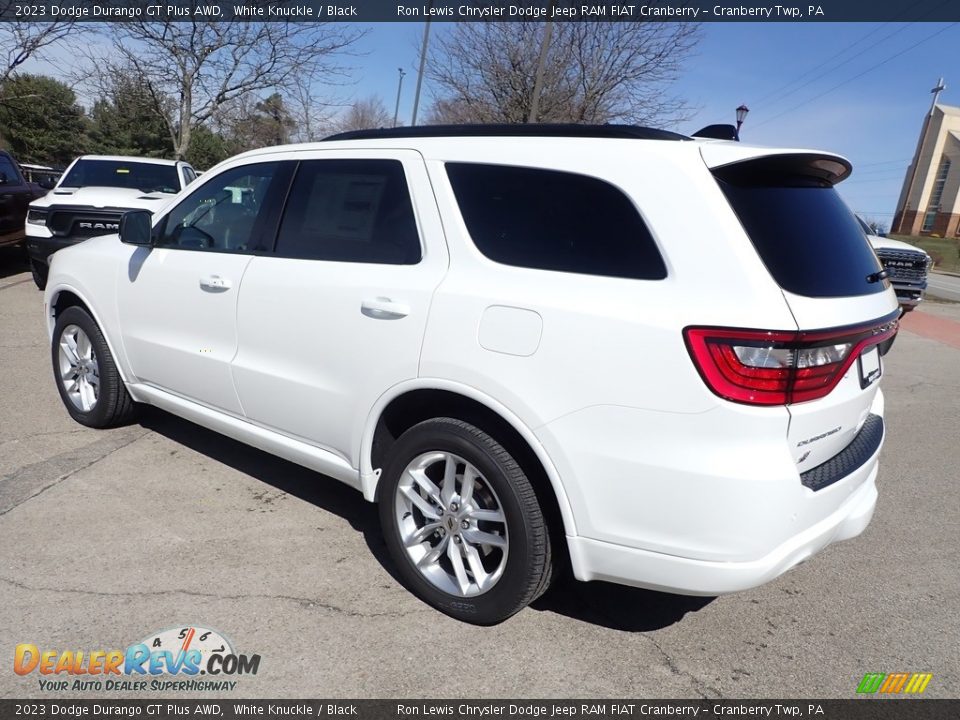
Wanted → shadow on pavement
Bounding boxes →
[136,406,400,582]
[531,575,714,631]
[138,406,713,630]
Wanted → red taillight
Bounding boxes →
[684,316,898,406]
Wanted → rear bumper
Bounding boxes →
[567,465,877,595]
[539,390,885,595]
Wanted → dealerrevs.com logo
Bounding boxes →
[14,626,261,692]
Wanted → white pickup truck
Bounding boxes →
[857,216,932,311]
[25,155,196,288]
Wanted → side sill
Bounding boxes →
[131,384,361,491]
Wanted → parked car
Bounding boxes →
[19,163,61,189]
[0,150,49,249]
[857,217,932,311]
[42,125,899,624]
[25,155,197,289]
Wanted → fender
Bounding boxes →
[46,281,134,387]
[358,377,578,537]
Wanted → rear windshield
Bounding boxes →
[715,158,884,298]
[60,160,179,194]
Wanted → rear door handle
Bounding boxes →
[199,275,232,292]
[361,297,409,319]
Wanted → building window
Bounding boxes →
[922,156,951,232]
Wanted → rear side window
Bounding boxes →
[275,159,421,265]
[715,156,884,298]
[446,163,666,280]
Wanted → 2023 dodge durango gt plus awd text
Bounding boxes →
[43,125,900,625]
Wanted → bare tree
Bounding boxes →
[0,1,76,87]
[93,8,362,158]
[287,75,340,143]
[335,96,393,133]
[862,217,889,236]
[426,22,700,126]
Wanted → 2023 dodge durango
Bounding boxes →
[43,125,900,624]
[26,155,197,289]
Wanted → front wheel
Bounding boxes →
[52,306,139,427]
[30,258,48,290]
[379,417,553,624]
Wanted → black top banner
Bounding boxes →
[1,0,959,22]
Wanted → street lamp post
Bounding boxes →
[393,67,407,128]
[411,13,433,127]
[735,104,749,141]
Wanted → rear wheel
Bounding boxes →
[379,417,553,624]
[52,306,139,427]
[30,258,48,290]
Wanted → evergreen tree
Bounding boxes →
[0,73,87,165]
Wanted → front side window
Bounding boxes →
[274,159,421,264]
[156,162,280,253]
[60,160,179,194]
[445,163,667,280]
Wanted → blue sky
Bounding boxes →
[346,21,960,228]
[26,21,960,227]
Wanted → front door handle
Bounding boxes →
[361,297,409,319]
[199,275,232,292]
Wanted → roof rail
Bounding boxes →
[323,123,690,142]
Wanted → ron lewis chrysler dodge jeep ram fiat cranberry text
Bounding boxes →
[42,125,899,624]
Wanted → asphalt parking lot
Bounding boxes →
[1,246,958,699]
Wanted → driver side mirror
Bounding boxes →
[119,209,154,246]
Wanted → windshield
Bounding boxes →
[60,160,179,194]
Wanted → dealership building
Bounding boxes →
[893,101,960,236]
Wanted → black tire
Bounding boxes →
[379,417,553,624]
[30,258,48,290]
[52,306,139,428]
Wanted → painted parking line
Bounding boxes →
[899,309,960,350]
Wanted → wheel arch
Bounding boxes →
[48,285,131,385]
[360,380,578,543]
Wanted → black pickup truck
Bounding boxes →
[0,150,50,248]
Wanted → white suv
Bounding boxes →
[43,125,900,624]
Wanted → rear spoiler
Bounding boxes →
[701,148,852,186]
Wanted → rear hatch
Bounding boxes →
[700,145,899,479]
